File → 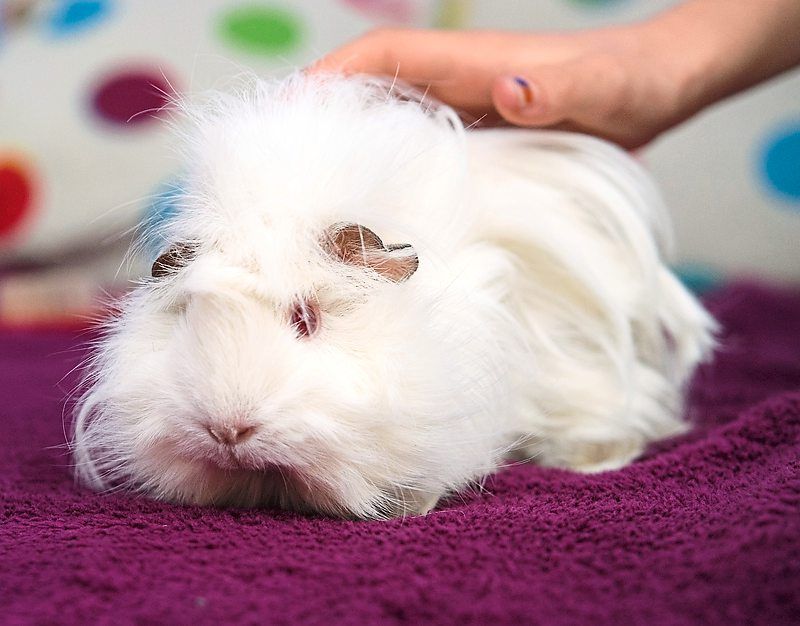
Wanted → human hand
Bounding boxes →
[310,26,690,150]
[310,1,800,150]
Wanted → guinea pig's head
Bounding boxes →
[72,74,510,519]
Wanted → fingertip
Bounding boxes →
[492,76,522,111]
[306,28,402,77]
[305,54,350,76]
[492,75,551,127]
[303,59,322,75]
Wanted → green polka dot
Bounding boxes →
[218,5,301,56]
[433,0,471,29]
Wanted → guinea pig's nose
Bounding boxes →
[206,423,257,446]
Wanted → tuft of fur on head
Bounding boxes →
[71,72,716,518]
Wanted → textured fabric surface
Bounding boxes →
[1,281,799,625]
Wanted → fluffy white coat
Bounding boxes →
[72,74,716,519]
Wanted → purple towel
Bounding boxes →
[1,281,799,625]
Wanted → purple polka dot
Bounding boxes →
[91,67,175,128]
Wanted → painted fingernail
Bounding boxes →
[513,76,535,108]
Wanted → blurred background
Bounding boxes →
[0,0,798,328]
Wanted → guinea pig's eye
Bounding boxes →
[151,243,195,278]
[289,299,320,338]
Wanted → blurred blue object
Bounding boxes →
[49,0,111,36]
[759,121,800,204]
[142,178,183,259]
[673,262,724,295]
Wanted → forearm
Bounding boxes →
[643,0,800,119]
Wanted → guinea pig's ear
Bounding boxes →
[151,242,196,278]
[323,223,418,282]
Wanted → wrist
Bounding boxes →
[636,0,800,124]
[632,14,722,125]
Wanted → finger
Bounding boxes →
[308,29,498,113]
[491,58,623,129]
[308,29,451,80]
[308,30,395,75]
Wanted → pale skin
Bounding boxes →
[311,0,800,149]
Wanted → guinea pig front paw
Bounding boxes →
[380,489,442,518]
[542,438,646,474]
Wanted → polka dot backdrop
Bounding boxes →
[0,155,37,242]
[760,122,800,202]
[0,0,798,284]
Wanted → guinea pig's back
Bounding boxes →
[461,128,716,467]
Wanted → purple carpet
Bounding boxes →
[1,281,799,625]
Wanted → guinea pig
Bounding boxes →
[71,72,716,519]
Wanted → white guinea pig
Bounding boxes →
[72,73,716,519]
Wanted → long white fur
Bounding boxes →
[71,73,716,519]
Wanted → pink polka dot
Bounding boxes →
[2,0,38,30]
[0,156,36,240]
[90,67,175,127]
[341,0,415,23]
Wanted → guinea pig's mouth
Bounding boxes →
[207,449,312,491]
[154,441,372,518]
[206,446,287,474]
[137,439,332,512]
[209,459,296,489]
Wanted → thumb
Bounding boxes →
[492,62,604,128]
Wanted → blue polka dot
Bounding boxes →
[143,179,183,257]
[673,263,723,296]
[50,0,111,36]
[759,122,800,204]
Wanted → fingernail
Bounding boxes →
[513,76,535,109]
